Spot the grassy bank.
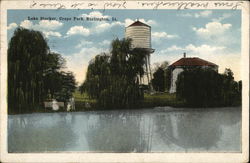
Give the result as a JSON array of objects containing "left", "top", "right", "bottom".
[
  {"left": 8, "top": 91, "right": 239, "bottom": 115},
  {"left": 142, "top": 92, "right": 186, "bottom": 108},
  {"left": 73, "top": 91, "right": 97, "bottom": 111},
  {"left": 73, "top": 91, "right": 185, "bottom": 111}
]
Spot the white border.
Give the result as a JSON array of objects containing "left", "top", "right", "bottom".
[{"left": 0, "top": 1, "right": 249, "bottom": 162}]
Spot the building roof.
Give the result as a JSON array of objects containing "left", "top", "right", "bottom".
[
  {"left": 170, "top": 57, "right": 218, "bottom": 67},
  {"left": 127, "top": 20, "right": 150, "bottom": 27}
]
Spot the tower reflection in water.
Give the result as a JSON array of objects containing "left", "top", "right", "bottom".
[{"left": 8, "top": 108, "right": 241, "bottom": 152}]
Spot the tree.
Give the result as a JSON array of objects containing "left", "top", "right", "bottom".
[
  {"left": 54, "top": 72, "right": 76, "bottom": 102},
  {"left": 8, "top": 28, "right": 49, "bottom": 113},
  {"left": 82, "top": 38, "right": 147, "bottom": 109},
  {"left": 176, "top": 67, "right": 241, "bottom": 107},
  {"left": 8, "top": 28, "right": 76, "bottom": 113},
  {"left": 44, "top": 52, "right": 66, "bottom": 99},
  {"left": 151, "top": 61, "right": 171, "bottom": 92},
  {"left": 82, "top": 53, "right": 111, "bottom": 99},
  {"left": 152, "top": 67, "right": 165, "bottom": 91}
]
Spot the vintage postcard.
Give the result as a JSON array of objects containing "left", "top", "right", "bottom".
[{"left": 0, "top": 0, "right": 249, "bottom": 162}]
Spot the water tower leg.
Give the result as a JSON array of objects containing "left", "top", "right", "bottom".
[
  {"left": 145, "top": 55, "right": 150, "bottom": 89},
  {"left": 148, "top": 54, "right": 153, "bottom": 82},
  {"left": 147, "top": 54, "right": 154, "bottom": 92}
]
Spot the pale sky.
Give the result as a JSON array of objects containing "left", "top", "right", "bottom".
[{"left": 7, "top": 9, "right": 241, "bottom": 84}]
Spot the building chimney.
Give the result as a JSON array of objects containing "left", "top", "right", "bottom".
[{"left": 183, "top": 52, "right": 186, "bottom": 58}]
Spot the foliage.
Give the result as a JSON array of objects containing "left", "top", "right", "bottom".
[
  {"left": 176, "top": 67, "right": 241, "bottom": 107},
  {"left": 44, "top": 52, "right": 66, "bottom": 98},
  {"left": 82, "top": 38, "right": 147, "bottom": 109},
  {"left": 54, "top": 72, "right": 76, "bottom": 102},
  {"left": 151, "top": 61, "right": 171, "bottom": 92},
  {"left": 152, "top": 68, "right": 165, "bottom": 91},
  {"left": 8, "top": 28, "right": 49, "bottom": 113},
  {"left": 8, "top": 28, "right": 76, "bottom": 114}
]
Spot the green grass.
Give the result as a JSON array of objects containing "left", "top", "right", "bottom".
[
  {"left": 73, "top": 91, "right": 185, "bottom": 111},
  {"left": 73, "top": 91, "right": 97, "bottom": 111},
  {"left": 73, "top": 91, "right": 96, "bottom": 103},
  {"left": 142, "top": 92, "right": 185, "bottom": 108},
  {"left": 9, "top": 91, "right": 185, "bottom": 114}
]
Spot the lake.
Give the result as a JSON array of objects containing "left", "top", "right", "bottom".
[{"left": 8, "top": 107, "right": 241, "bottom": 153}]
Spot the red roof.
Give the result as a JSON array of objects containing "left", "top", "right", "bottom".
[
  {"left": 127, "top": 20, "right": 150, "bottom": 27},
  {"left": 170, "top": 57, "right": 218, "bottom": 67}
]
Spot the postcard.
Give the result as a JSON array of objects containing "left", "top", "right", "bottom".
[{"left": 0, "top": 0, "right": 249, "bottom": 162}]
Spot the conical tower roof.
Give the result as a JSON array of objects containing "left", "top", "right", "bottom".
[{"left": 127, "top": 20, "right": 150, "bottom": 27}]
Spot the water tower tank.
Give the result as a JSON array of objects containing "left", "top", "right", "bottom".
[{"left": 125, "top": 20, "right": 151, "bottom": 49}]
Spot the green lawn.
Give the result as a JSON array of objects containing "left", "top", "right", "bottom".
[
  {"left": 73, "top": 91, "right": 185, "bottom": 110},
  {"left": 142, "top": 92, "right": 185, "bottom": 108},
  {"left": 73, "top": 91, "right": 97, "bottom": 111}
]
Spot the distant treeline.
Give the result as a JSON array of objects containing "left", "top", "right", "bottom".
[{"left": 8, "top": 28, "right": 76, "bottom": 114}]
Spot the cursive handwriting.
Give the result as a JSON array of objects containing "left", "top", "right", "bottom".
[
  {"left": 29, "top": 1, "right": 244, "bottom": 10},
  {"left": 70, "top": 2, "right": 85, "bottom": 9},
  {"left": 137, "top": 1, "right": 209, "bottom": 10},
  {"left": 30, "top": 1, "right": 66, "bottom": 9},
  {"left": 103, "top": 1, "right": 126, "bottom": 11},
  {"left": 214, "top": 1, "right": 244, "bottom": 10}
]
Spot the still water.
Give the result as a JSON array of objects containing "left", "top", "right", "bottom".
[{"left": 8, "top": 107, "right": 241, "bottom": 153}]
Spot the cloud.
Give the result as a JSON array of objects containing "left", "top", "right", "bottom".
[
  {"left": 178, "top": 10, "right": 212, "bottom": 18},
  {"left": 74, "top": 11, "right": 123, "bottom": 34},
  {"left": 75, "top": 40, "right": 93, "bottom": 48},
  {"left": 195, "top": 10, "right": 212, "bottom": 18},
  {"left": 7, "top": 23, "right": 18, "bottom": 30},
  {"left": 193, "top": 21, "right": 232, "bottom": 39},
  {"left": 154, "top": 44, "right": 240, "bottom": 81},
  {"left": 99, "top": 40, "right": 110, "bottom": 46},
  {"left": 185, "top": 44, "right": 225, "bottom": 55},
  {"left": 20, "top": 20, "right": 33, "bottom": 29},
  {"left": 20, "top": 20, "right": 63, "bottom": 31},
  {"left": 178, "top": 13, "right": 193, "bottom": 17},
  {"left": 64, "top": 47, "right": 108, "bottom": 83},
  {"left": 38, "top": 20, "right": 63, "bottom": 30},
  {"left": 124, "top": 18, "right": 157, "bottom": 27},
  {"left": 79, "top": 12, "right": 156, "bottom": 34},
  {"left": 90, "top": 18, "right": 154, "bottom": 34},
  {"left": 19, "top": 20, "right": 63, "bottom": 38},
  {"left": 212, "top": 13, "right": 232, "bottom": 22},
  {"left": 94, "top": 21, "right": 123, "bottom": 33},
  {"left": 43, "top": 31, "right": 62, "bottom": 37},
  {"left": 165, "top": 45, "right": 183, "bottom": 52},
  {"left": 139, "top": 18, "right": 157, "bottom": 26},
  {"left": 66, "top": 26, "right": 90, "bottom": 36},
  {"left": 152, "top": 32, "right": 178, "bottom": 44},
  {"left": 152, "top": 32, "right": 178, "bottom": 39},
  {"left": 82, "top": 11, "right": 110, "bottom": 18},
  {"left": 163, "top": 44, "right": 225, "bottom": 56}
]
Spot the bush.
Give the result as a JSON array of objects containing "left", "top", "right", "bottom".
[{"left": 176, "top": 68, "right": 241, "bottom": 107}]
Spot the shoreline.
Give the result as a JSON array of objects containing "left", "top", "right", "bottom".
[{"left": 8, "top": 105, "right": 242, "bottom": 115}]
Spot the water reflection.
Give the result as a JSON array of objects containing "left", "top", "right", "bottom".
[
  {"left": 153, "top": 109, "right": 241, "bottom": 152},
  {"left": 8, "top": 107, "right": 241, "bottom": 153},
  {"left": 8, "top": 114, "right": 76, "bottom": 152},
  {"left": 154, "top": 112, "right": 222, "bottom": 150},
  {"left": 84, "top": 112, "right": 148, "bottom": 152}
]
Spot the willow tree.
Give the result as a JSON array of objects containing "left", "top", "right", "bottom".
[
  {"left": 8, "top": 28, "right": 76, "bottom": 114},
  {"left": 83, "top": 38, "right": 147, "bottom": 109},
  {"left": 8, "top": 28, "right": 49, "bottom": 113}
]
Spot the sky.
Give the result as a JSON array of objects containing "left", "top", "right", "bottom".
[{"left": 7, "top": 9, "right": 241, "bottom": 84}]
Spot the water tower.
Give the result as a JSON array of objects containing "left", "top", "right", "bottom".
[{"left": 125, "top": 20, "right": 155, "bottom": 89}]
